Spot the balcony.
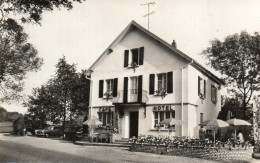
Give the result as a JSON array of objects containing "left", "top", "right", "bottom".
[{"left": 112, "top": 89, "right": 149, "bottom": 104}]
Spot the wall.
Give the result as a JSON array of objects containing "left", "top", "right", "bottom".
[{"left": 89, "top": 26, "right": 222, "bottom": 139}]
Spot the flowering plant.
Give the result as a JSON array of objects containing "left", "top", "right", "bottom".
[
  {"left": 155, "top": 87, "right": 167, "bottom": 99},
  {"left": 103, "top": 91, "right": 113, "bottom": 101}
]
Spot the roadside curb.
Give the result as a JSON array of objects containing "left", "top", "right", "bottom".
[{"left": 74, "top": 141, "right": 131, "bottom": 148}]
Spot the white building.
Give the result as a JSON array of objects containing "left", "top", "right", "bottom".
[{"left": 88, "top": 21, "right": 223, "bottom": 140}]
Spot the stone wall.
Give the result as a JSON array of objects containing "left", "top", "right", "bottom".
[{"left": 130, "top": 144, "right": 253, "bottom": 162}]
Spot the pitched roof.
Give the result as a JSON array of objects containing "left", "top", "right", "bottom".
[{"left": 88, "top": 20, "right": 224, "bottom": 85}]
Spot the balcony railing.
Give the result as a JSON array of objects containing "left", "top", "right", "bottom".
[{"left": 112, "top": 89, "right": 149, "bottom": 104}]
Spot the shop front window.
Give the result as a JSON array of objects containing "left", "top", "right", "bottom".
[
  {"left": 154, "top": 111, "right": 175, "bottom": 129},
  {"left": 98, "top": 112, "right": 114, "bottom": 126}
]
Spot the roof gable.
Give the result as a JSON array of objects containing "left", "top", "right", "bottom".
[{"left": 88, "top": 20, "right": 224, "bottom": 85}]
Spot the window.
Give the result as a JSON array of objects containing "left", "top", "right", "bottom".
[
  {"left": 99, "top": 78, "right": 118, "bottom": 98},
  {"left": 157, "top": 73, "right": 167, "bottom": 90},
  {"left": 130, "top": 76, "right": 138, "bottom": 94},
  {"left": 98, "top": 112, "right": 114, "bottom": 126},
  {"left": 149, "top": 72, "right": 173, "bottom": 95},
  {"left": 154, "top": 111, "right": 175, "bottom": 129},
  {"left": 198, "top": 76, "right": 206, "bottom": 99},
  {"left": 211, "top": 85, "right": 217, "bottom": 104},
  {"left": 200, "top": 113, "right": 203, "bottom": 124},
  {"left": 106, "top": 79, "right": 114, "bottom": 93},
  {"left": 124, "top": 47, "right": 144, "bottom": 67}
]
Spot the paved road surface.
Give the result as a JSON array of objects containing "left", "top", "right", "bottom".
[{"left": 0, "top": 133, "right": 220, "bottom": 163}]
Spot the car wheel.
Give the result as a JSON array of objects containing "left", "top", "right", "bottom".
[{"left": 45, "top": 133, "right": 49, "bottom": 138}]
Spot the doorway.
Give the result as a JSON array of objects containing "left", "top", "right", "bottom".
[{"left": 129, "top": 112, "right": 138, "bottom": 138}]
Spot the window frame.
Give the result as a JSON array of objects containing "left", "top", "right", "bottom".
[
  {"left": 200, "top": 113, "right": 203, "bottom": 124},
  {"left": 130, "top": 76, "right": 138, "bottom": 95},
  {"left": 154, "top": 111, "right": 176, "bottom": 130},
  {"left": 211, "top": 84, "right": 217, "bottom": 104},
  {"left": 157, "top": 73, "right": 167, "bottom": 91},
  {"left": 103, "top": 79, "right": 114, "bottom": 98},
  {"left": 198, "top": 76, "right": 206, "bottom": 99},
  {"left": 98, "top": 112, "right": 114, "bottom": 126}
]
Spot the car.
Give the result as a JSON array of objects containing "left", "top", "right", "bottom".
[
  {"left": 35, "top": 126, "right": 63, "bottom": 138},
  {"left": 62, "top": 126, "right": 83, "bottom": 141}
]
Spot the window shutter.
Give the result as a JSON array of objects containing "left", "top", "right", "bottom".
[
  {"left": 113, "top": 78, "right": 118, "bottom": 97},
  {"left": 204, "top": 80, "right": 206, "bottom": 98},
  {"left": 123, "top": 77, "right": 128, "bottom": 103},
  {"left": 167, "top": 72, "right": 173, "bottom": 93},
  {"left": 138, "top": 75, "right": 143, "bottom": 102},
  {"left": 139, "top": 47, "right": 144, "bottom": 65},
  {"left": 124, "top": 50, "right": 129, "bottom": 67},
  {"left": 99, "top": 80, "right": 104, "bottom": 98},
  {"left": 149, "top": 74, "right": 155, "bottom": 95},
  {"left": 198, "top": 77, "right": 200, "bottom": 96}
]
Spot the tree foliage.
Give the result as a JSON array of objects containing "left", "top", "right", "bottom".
[
  {"left": 25, "top": 57, "right": 89, "bottom": 128},
  {"left": 0, "top": 0, "right": 84, "bottom": 24},
  {"left": 202, "top": 31, "right": 260, "bottom": 118},
  {"left": 0, "top": 19, "right": 43, "bottom": 102},
  {"left": 0, "top": 0, "right": 84, "bottom": 102}
]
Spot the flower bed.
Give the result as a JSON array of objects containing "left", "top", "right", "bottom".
[
  {"left": 129, "top": 136, "right": 253, "bottom": 162},
  {"left": 130, "top": 143, "right": 253, "bottom": 162}
]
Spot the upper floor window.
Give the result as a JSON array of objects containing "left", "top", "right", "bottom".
[
  {"left": 211, "top": 85, "right": 217, "bottom": 104},
  {"left": 106, "top": 79, "right": 114, "bottom": 93},
  {"left": 124, "top": 47, "right": 144, "bottom": 68},
  {"left": 157, "top": 73, "right": 167, "bottom": 90},
  {"left": 130, "top": 76, "right": 138, "bottom": 95},
  {"left": 149, "top": 72, "right": 173, "bottom": 95},
  {"left": 198, "top": 76, "right": 206, "bottom": 99},
  {"left": 99, "top": 78, "right": 118, "bottom": 98}
]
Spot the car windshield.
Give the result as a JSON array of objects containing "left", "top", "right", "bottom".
[{"left": 44, "top": 126, "right": 53, "bottom": 130}]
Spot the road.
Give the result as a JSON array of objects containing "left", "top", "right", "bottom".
[{"left": 0, "top": 133, "right": 218, "bottom": 163}]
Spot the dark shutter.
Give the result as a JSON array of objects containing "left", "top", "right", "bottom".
[
  {"left": 139, "top": 47, "right": 144, "bottom": 65},
  {"left": 204, "top": 80, "right": 206, "bottom": 98},
  {"left": 113, "top": 78, "right": 118, "bottom": 97},
  {"left": 124, "top": 50, "right": 129, "bottom": 67},
  {"left": 138, "top": 75, "right": 143, "bottom": 103},
  {"left": 198, "top": 76, "right": 200, "bottom": 96},
  {"left": 167, "top": 72, "right": 173, "bottom": 93},
  {"left": 149, "top": 74, "right": 155, "bottom": 95},
  {"left": 123, "top": 77, "right": 128, "bottom": 103},
  {"left": 99, "top": 80, "right": 104, "bottom": 98}
]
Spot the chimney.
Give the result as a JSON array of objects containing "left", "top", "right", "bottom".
[{"left": 171, "top": 40, "right": 177, "bottom": 48}]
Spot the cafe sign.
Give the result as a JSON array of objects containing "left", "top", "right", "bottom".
[
  {"left": 153, "top": 105, "right": 174, "bottom": 111},
  {"left": 99, "top": 107, "right": 113, "bottom": 112}
]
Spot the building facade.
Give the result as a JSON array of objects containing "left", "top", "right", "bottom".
[{"left": 88, "top": 21, "right": 223, "bottom": 139}]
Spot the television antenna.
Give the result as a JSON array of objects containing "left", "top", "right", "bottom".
[{"left": 141, "top": 2, "right": 156, "bottom": 31}]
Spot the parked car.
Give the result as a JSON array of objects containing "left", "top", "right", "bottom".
[
  {"left": 35, "top": 126, "right": 63, "bottom": 138},
  {"left": 62, "top": 125, "right": 83, "bottom": 141}
]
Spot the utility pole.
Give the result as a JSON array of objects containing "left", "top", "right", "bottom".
[{"left": 141, "top": 2, "right": 156, "bottom": 31}]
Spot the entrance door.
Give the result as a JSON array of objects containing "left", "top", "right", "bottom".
[{"left": 129, "top": 112, "right": 138, "bottom": 138}]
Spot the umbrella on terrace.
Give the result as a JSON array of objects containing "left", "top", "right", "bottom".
[
  {"left": 160, "top": 118, "right": 184, "bottom": 126},
  {"left": 83, "top": 119, "right": 102, "bottom": 126},
  {"left": 202, "top": 118, "right": 229, "bottom": 143},
  {"left": 83, "top": 118, "right": 103, "bottom": 142},
  {"left": 226, "top": 118, "right": 251, "bottom": 141},
  {"left": 159, "top": 118, "right": 184, "bottom": 136}
]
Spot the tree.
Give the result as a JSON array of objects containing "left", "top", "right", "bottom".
[
  {"left": 0, "top": 19, "right": 43, "bottom": 102},
  {"left": 202, "top": 31, "right": 260, "bottom": 119},
  {"left": 0, "top": 0, "right": 84, "bottom": 102},
  {"left": 54, "top": 57, "right": 89, "bottom": 127},
  {"left": 0, "top": 0, "right": 84, "bottom": 25}
]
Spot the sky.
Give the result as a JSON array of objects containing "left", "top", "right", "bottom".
[{"left": 1, "top": 0, "right": 260, "bottom": 114}]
